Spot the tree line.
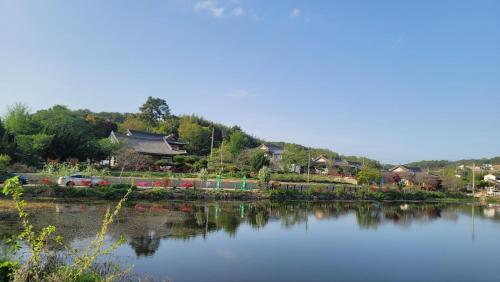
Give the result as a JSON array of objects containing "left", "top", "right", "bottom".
[{"left": 0, "top": 96, "right": 380, "bottom": 175}]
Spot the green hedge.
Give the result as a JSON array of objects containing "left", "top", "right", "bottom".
[
  {"left": 269, "top": 187, "right": 471, "bottom": 202},
  {"left": 270, "top": 173, "right": 349, "bottom": 184}
]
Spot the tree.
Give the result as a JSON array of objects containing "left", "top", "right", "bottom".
[
  {"left": 207, "top": 141, "right": 232, "bottom": 173},
  {"left": 32, "top": 105, "right": 94, "bottom": 160},
  {"left": 113, "top": 149, "right": 148, "bottom": 179},
  {"left": 155, "top": 116, "right": 180, "bottom": 135},
  {"left": 15, "top": 134, "right": 54, "bottom": 165},
  {"left": 441, "top": 176, "right": 463, "bottom": 192},
  {"left": 258, "top": 166, "right": 271, "bottom": 189},
  {"left": 139, "top": 97, "right": 170, "bottom": 127},
  {"left": 178, "top": 117, "right": 211, "bottom": 155},
  {"left": 198, "top": 168, "right": 209, "bottom": 187},
  {"left": 357, "top": 166, "right": 381, "bottom": 185},
  {"left": 0, "top": 154, "right": 11, "bottom": 173},
  {"left": 85, "top": 113, "right": 117, "bottom": 138},
  {"left": 0, "top": 118, "right": 15, "bottom": 158},
  {"left": 4, "top": 103, "right": 38, "bottom": 135},
  {"left": 251, "top": 151, "right": 270, "bottom": 173},
  {"left": 120, "top": 115, "right": 149, "bottom": 132},
  {"left": 282, "top": 144, "right": 309, "bottom": 172},
  {"left": 229, "top": 130, "right": 247, "bottom": 157},
  {"left": 97, "top": 138, "right": 121, "bottom": 163},
  {"left": 0, "top": 118, "right": 4, "bottom": 139}
]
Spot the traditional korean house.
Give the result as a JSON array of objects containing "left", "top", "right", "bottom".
[{"left": 109, "top": 129, "right": 188, "bottom": 162}]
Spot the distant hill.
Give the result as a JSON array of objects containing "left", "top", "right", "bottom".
[{"left": 406, "top": 157, "right": 500, "bottom": 170}]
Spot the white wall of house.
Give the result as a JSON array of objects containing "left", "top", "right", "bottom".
[
  {"left": 392, "top": 167, "right": 408, "bottom": 173},
  {"left": 485, "top": 174, "right": 499, "bottom": 181}
]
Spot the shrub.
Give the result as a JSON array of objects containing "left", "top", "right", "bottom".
[
  {"left": 258, "top": 166, "right": 271, "bottom": 189},
  {"left": 1, "top": 177, "right": 133, "bottom": 281},
  {"left": 0, "top": 259, "right": 17, "bottom": 282},
  {"left": 8, "top": 163, "right": 36, "bottom": 173},
  {"left": 0, "top": 154, "right": 11, "bottom": 173},
  {"left": 154, "top": 160, "right": 169, "bottom": 167}
]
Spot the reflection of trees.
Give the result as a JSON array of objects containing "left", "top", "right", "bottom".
[
  {"left": 356, "top": 203, "right": 381, "bottom": 229},
  {"left": 129, "top": 232, "right": 161, "bottom": 257},
  {"left": 1, "top": 200, "right": 499, "bottom": 258}
]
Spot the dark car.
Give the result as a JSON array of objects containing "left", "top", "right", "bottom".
[{"left": 0, "top": 173, "right": 28, "bottom": 184}]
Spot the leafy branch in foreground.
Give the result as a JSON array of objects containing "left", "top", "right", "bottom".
[{"left": 1, "top": 176, "right": 132, "bottom": 282}]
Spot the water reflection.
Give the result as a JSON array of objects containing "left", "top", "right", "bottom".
[{"left": 0, "top": 200, "right": 498, "bottom": 258}]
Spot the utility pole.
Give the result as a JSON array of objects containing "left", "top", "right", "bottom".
[
  {"left": 220, "top": 140, "right": 224, "bottom": 169},
  {"left": 210, "top": 127, "right": 215, "bottom": 158},
  {"left": 307, "top": 151, "right": 311, "bottom": 183},
  {"left": 472, "top": 162, "right": 475, "bottom": 195}
]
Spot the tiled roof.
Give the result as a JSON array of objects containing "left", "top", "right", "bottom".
[
  {"left": 111, "top": 130, "right": 187, "bottom": 156},
  {"left": 261, "top": 143, "right": 284, "bottom": 154},
  {"left": 389, "top": 165, "right": 423, "bottom": 173}
]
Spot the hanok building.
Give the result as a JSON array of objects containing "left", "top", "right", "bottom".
[
  {"left": 109, "top": 129, "right": 188, "bottom": 162},
  {"left": 389, "top": 165, "right": 423, "bottom": 174},
  {"left": 258, "top": 143, "right": 284, "bottom": 162},
  {"left": 386, "top": 165, "right": 440, "bottom": 189},
  {"left": 332, "top": 157, "right": 361, "bottom": 176},
  {"left": 258, "top": 143, "right": 284, "bottom": 171},
  {"left": 311, "top": 155, "right": 330, "bottom": 174}
]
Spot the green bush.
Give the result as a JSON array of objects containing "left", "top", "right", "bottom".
[
  {"left": 0, "top": 154, "right": 11, "bottom": 174},
  {"left": 0, "top": 259, "right": 17, "bottom": 282},
  {"left": 270, "top": 173, "right": 350, "bottom": 184},
  {"left": 269, "top": 189, "right": 303, "bottom": 200}
]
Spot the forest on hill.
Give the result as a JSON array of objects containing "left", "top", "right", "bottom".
[
  {"left": 407, "top": 158, "right": 500, "bottom": 170},
  {"left": 0, "top": 97, "right": 379, "bottom": 171}
]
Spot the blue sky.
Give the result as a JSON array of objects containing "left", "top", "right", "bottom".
[{"left": 1, "top": 0, "right": 499, "bottom": 164}]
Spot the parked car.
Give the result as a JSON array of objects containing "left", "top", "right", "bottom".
[
  {"left": 57, "top": 174, "right": 103, "bottom": 187},
  {"left": 0, "top": 173, "right": 28, "bottom": 184}
]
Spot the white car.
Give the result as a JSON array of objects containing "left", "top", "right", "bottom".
[{"left": 57, "top": 174, "right": 103, "bottom": 187}]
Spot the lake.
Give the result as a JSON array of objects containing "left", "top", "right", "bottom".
[{"left": 0, "top": 200, "right": 499, "bottom": 282}]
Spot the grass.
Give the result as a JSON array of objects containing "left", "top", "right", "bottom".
[
  {"left": 268, "top": 187, "right": 472, "bottom": 202},
  {"left": 11, "top": 184, "right": 261, "bottom": 201},
  {"left": 270, "top": 173, "right": 355, "bottom": 184},
  {"left": 5, "top": 183, "right": 475, "bottom": 203}
]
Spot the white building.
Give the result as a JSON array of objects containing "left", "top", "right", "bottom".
[{"left": 484, "top": 174, "right": 499, "bottom": 181}]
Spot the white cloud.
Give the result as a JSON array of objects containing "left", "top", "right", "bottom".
[
  {"left": 193, "top": 0, "right": 212, "bottom": 10},
  {"left": 193, "top": 0, "right": 225, "bottom": 18},
  {"left": 192, "top": 1, "right": 255, "bottom": 19},
  {"left": 232, "top": 7, "right": 244, "bottom": 16},
  {"left": 211, "top": 7, "right": 225, "bottom": 17},
  {"left": 226, "top": 89, "right": 250, "bottom": 98},
  {"left": 290, "top": 8, "right": 301, "bottom": 17}
]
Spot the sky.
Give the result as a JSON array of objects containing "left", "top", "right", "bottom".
[{"left": 1, "top": 0, "right": 499, "bottom": 164}]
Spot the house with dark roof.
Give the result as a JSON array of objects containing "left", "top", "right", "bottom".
[
  {"left": 389, "top": 165, "right": 423, "bottom": 174},
  {"left": 258, "top": 143, "right": 284, "bottom": 162},
  {"left": 311, "top": 155, "right": 330, "bottom": 174},
  {"left": 109, "top": 129, "right": 188, "bottom": 161},
  {"left": 258, "top": 143, "right": 284, "bottom": 171},
  {"left": 385, "top": 165, "right": 440, "bottom": 189}
]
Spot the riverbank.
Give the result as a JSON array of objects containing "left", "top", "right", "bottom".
[{"left": 0, "top": 184, "right": 477, "bottom": 203}]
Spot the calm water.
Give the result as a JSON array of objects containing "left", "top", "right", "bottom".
[{"left": 1, "top": 200, "right": 500, "bottom": 282}]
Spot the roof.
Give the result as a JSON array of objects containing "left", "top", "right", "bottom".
[
  {"left": 389, "top": 165, "right": 423, "bottom": 173},
  {"left": 259, "top": 143, "right": 284, "bottom": 154},
  {"left": 334, "top": 159, "right": 350, "bottom": 167},
  {"left": 313, "top": 155, "right": 329, "bottom": 163},
  {"left": 110, "top": 130, "right": 187, "bottom": 156}
]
